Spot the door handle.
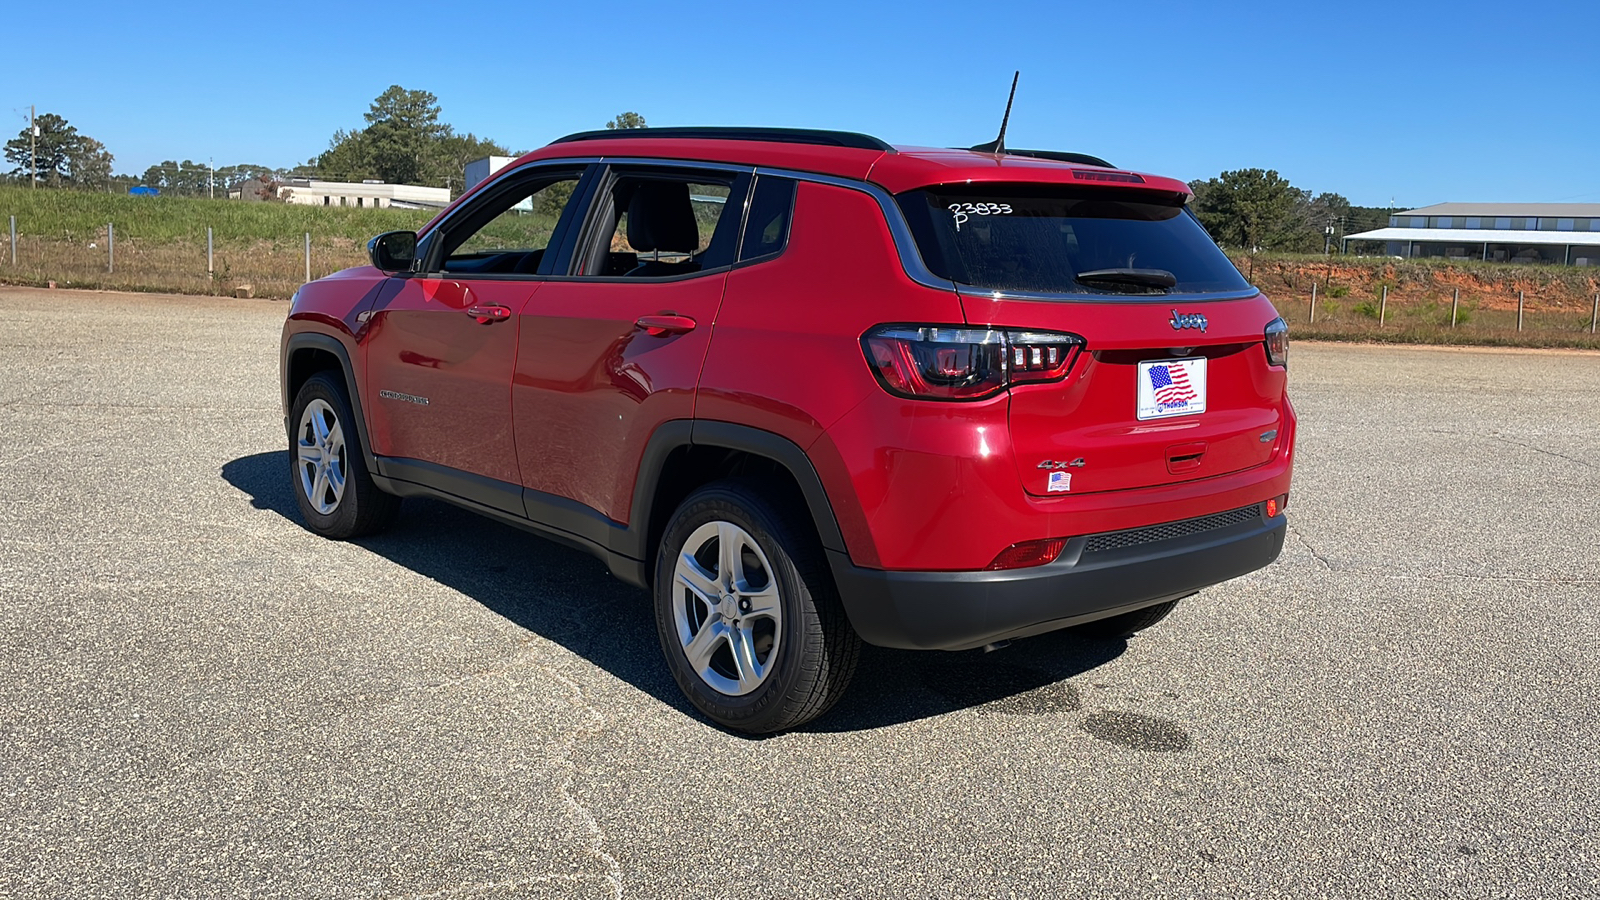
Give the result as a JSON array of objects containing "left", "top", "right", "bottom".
[
  {"left": 467, "top": 304, "right": 512, "bottom": 324},
  {"left": 635, "top": 314, "right": 697, "bottom": 337},
  {"left": 1166, "top": 441, "right": 1207, "bottom": 474}
]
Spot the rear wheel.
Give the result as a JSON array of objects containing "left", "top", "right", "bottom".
[
  {"left": 289, "top": 372, "right": 400, "bottom": 539},
  {"left": 653, "top": 479, "right": 860, "bottom": 734},
  {"left": 1074, "top": 599, "right": 1182, "bottom": 639}
]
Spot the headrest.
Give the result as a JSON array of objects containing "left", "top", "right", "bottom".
[{"left": 626, "top": 181, "right": 699, "bottom": 254}]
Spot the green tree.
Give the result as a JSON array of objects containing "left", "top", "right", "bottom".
[
  {"left": 314, "top": 86, "right": 508, "bottom": 190},
  {"left": 605, "top": 111, "right": 647, "bottom": 130},
  {"left": 141, "top": 159, "right": 214, "bottom": 195},
  {"left": 362, "top": 85, "right": 449, "bottom": 185},
  {"left": 66, "top": 137, "right": 114, "bottom": 190},
  {"left": 431, "top": 131, "right": 510, "bottom": 192},
  {"left": 4, "top": 112, "right": 114, "bottom": 188},
  {"left": 1190, "top": 169, "right": 1307, "bottom": 252},
  {"left": 316, "top": 129, "right": 374, "bottom": 182}
]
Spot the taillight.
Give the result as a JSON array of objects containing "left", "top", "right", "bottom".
[
  {"left": 1264, "top": 317, "right": 1288, "bottom": 368},
  {"left": 861, "top": 325, "right": 1084, "bottom": 401}
]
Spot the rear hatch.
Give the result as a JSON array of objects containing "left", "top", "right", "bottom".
[{"left": 896, "top": 181, "right": 1286, "bottom": 496}]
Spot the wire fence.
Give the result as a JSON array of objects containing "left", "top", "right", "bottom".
[
  {"left": 1247, "top": 259, "right": 1600, "bottom": 347},
  {"left": 1, "top": 213, "right": 370, "bottom": 299},
  {"left": 4, "top": 214, "right": 1600, "bottom": 347}
]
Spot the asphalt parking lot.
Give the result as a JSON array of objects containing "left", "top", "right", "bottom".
[{"left": 1, "top": 286, "right": 1595, "bottom": 899}]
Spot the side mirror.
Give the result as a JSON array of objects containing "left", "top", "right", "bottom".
[{"left": 368, "top": 231, "right": 417, "bottom": 271}]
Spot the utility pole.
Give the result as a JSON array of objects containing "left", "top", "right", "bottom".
[
  {"left": 209, "top": 157, "right": 214, "bottom": 199},
  {"left": 30, "top": 105, "right": 37, "bottom": 189}
]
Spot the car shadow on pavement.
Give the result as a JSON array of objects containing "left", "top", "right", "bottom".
[{"left": 223, "top": 451, "right": 1128, "bottom": 735}]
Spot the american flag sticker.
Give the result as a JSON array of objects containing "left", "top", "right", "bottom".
[
  {"left": 1048, "top": 471, "right": 1072, "bottom": 493},
  {"left": 1136, "top": 357, "right": 1208, "bottom": 420}
]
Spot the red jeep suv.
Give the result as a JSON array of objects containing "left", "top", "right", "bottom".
[{"left": 280, "top": 127, "right": 1295, "bottom": 733}]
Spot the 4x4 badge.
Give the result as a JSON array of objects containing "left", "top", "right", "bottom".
[
  {"left": 1037, "top": 458, "right": 1086, "bottom": 469},
  {"left": 1170, "top": 309, "right": 1207, "bottom": 333}
]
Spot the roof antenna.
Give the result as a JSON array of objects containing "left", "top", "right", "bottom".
[{"left": 970, "top": 71, "right": 1020, "bottom": 155}]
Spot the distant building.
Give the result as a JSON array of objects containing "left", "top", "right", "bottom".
[
  {"left": 228, "top": 178, "right": 450, "bottom": 210},
  {"left": 465, "top": 156, "right": 516, "bottom": 192},
  {"left": 1344, "top": 203, "right": 1600, "bottom": 266}
]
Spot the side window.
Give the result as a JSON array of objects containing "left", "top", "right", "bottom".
[
  {"left": 739, "top": 176, "right": 796, "bottom": 263},
  {"left": 580, "top": 171, "right": 740, "bottom": 278},
  {"left": 438, "top": 173, "right": 583, "bottom": 276}
]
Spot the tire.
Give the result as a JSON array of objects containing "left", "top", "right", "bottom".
[
  {"left": 288, "top": 372, "right": 400, "bottom": 539},
  {"left": 1074, "top": 599, "right": 1182, "bottom": 639},
  {"left": 653, "top": 478, "right": 861, "bottom": 734}
]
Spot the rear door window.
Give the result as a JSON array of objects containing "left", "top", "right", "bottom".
[
  {"left": 897, "top": 185, "right": 1251, "bottom": 296},
  {"left": 575, "top": 170, "right": 742, "bottom": 278}
]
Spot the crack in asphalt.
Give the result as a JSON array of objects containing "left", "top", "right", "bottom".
[
  {"left": 391, "top": 873, "right": 619, "bottom": 899},
  {"left": 356, "top": 632, "right": 622, "bottom": 899},
  {"left": 1288, "top": 527, "right": 1334, "bottom": 571},
  {"left": 1488, "top": 435, "right": 1593, "bottom": 470},
  {"left": 544, "top": 657, "right": 623, "bottom": 900},
  {"left": 1379, "top": 572, "right": 1600, "bottom": 586},
  {"left": 1416, "top": 428, "right": 1592, "bottom": 470}
]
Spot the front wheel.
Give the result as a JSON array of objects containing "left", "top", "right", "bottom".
[
  {"left": 653, "top": 479, "right": 860, "bottom": 734},
  {"left": 289, "top": 372, "right": 400, "bottom": 539}
]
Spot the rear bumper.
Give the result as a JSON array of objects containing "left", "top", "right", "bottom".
[{"left": 828, "top": 507, "right": 1286, "bottom": 650}]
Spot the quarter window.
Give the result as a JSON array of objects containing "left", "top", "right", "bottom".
[{"left": 739, "top": 176, "right": 796, "bottom": 262}]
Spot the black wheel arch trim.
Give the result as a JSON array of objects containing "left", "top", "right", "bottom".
[
  {"left": 682, "top": 421, "right": 847, "bottom": 554},
  {"left": 282, "top": 332, "right": 378, "bottom": 475}
]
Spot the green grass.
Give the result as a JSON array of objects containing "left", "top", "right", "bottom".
[{"left": 0, "top": 184, "right": 434, "bottom": 243}]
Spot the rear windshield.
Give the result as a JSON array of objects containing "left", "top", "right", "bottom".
[{"left": 897, "top": 185, "right": 1251, "bottom": 296}]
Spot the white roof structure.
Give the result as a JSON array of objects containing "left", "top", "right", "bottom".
[
  {"left": 1344, "top": 227, "right": 1600, "bottom": 246},
  {"left": 1396, "top": 202, "right": 1600, "bottom": 217}
]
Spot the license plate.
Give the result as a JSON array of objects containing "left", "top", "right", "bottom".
[{"left": 1136, "top": 357, "right": 1207, "bottom": 420}]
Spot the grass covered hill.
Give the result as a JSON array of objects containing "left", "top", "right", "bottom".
[{"left": 0, "top": 184, "right": 436, "bottom": 243}]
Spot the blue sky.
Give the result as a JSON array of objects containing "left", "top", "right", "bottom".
[{"left": 8, "top": 0, "right": 1597, "bottom": 207}]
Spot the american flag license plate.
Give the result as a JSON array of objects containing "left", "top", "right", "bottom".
[{"left": 1136, "top": 357, "right": 1207, "bottom": 421}]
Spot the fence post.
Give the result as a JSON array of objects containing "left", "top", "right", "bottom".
[
  {"left": 1591, "top": 293, "right": 1598, "bottom": 335},
  {"left": 1451, "top": 288, "right": 1459, "bottom": 328},
  {"left": 207, "top": 226, "right": 213, "bottom": 278},
  {"left": 1309, "top": 282, "right": 1317, "bottom": 324},
  {"left": 8, "top": 215, "right": 14, "bottom": 266},
  {"left": 304, "top": 232, "right": 311, "bottom": 283},
  {"left": 1517, "top": 291, "right": 1524, "bottom": 332},
  {"left": 1380, "top": 285, "right": 1388, "bottom": 326},
  {"left": 108, "top": 222, "right": 114, "bottom": 274}
]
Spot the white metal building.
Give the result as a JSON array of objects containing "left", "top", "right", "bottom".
[
  {"left": 230, "top": 179, "right": 451, "bottom": 210},
  {"left": 1344, "top": 203, "right": 1600, "bottom": 266},
  {"left": 465, "top": 156, "right": 517, "bottom": 192}
]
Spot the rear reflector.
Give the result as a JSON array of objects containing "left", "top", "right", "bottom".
[
  {"left": 1265, "top": 494, "right": 1288, "bottom": 518},
  {"left": 1072, "top": 170, "right": 1146, "bottom": 184},
  {"left": 986, "top": 538, "right": 1067, "bottom": 571}
]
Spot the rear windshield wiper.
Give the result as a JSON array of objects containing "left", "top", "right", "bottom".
[{"left": 1073, "top": 268, "right": 1177, "bottom": 292}]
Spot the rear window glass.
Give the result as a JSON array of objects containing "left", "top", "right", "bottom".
[{"left": 897, "top": 185, "right": 1251, "bottom": 296}]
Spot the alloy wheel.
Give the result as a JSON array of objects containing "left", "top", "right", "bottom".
[
  {"left": 295, "top": 399, "right": 347, "bottom": 515},
  {"left": 671, "top": 520, "right": 783, "bottom": 696}
]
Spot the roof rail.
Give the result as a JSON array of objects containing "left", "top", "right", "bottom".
[
  {"left": 551, "top": 127, "right": 895, "bottom": 153},
  {"left": 980, "top": 148, "right": 1116, "bottom": 168}
]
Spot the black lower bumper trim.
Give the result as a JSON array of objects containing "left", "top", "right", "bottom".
[{"left": 829, "top": 513, "right": 1287, "bottom": 651}]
